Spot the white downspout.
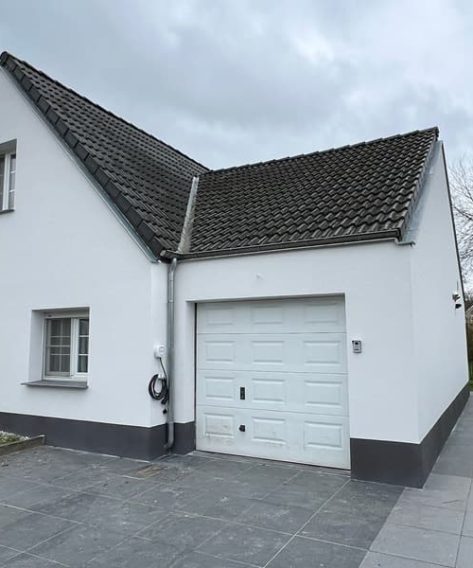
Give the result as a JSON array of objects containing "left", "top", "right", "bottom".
[
  {"left": 164, "top": 256, "right": 177, "bottom": 450},
  {"left": 164, "top": 175, "right": 199, "bottom": 451}
]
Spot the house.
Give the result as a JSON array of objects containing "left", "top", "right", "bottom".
[{"left": 0, "top": 51, "right": 469, "bottom": 487}]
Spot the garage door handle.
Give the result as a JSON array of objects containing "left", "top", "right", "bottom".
[
  {"left": 240, "top": 387, "right": 245, "bottom": 400},
  {"left": 239, "top": 424, "right": 246, "bottom": 432}
]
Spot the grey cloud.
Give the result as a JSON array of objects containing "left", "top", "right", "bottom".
[{"left": 0, "top": 0, "right": 472, "bottom": 169}]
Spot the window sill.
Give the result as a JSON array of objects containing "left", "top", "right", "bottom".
[
  {"left": 0, "top": 208, "right": 14, "bottom": 215},
  {"left": 22, "top": 380, "right": 88, "bottom": 390}
]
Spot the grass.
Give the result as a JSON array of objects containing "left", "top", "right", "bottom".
[{"left": 0, "top": 431, "right": 26, "bottom": 445}]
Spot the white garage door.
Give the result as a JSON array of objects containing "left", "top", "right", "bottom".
[{"left": 196, "top": 297, "right": 350, "bottom": 469}]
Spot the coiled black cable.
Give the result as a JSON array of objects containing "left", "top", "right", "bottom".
[{"left": 148, "top": 358, "right": 169, "bottom": 410}]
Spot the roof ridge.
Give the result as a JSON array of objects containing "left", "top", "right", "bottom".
[
  {"left": 203, "top": 127, "right": 439, "bottom": 177},
  {"left": 0, "top": 51, "right": 208, "bottom": 172}
]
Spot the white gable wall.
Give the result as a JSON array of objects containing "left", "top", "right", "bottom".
[
  {"left": 174, "top": 241, "right": 420, "bottom": 443},
  {"left": 0, "top": 69, "right": 168, "bottom": 428},
  {"left": 409, "top": 143, "right": 469, "bottom": 439}
]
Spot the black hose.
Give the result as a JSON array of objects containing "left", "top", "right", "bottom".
[{"left": 148, "top": 374, "right": 169, "bottom": 406}]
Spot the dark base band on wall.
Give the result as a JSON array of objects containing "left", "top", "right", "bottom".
[
  {"left": 351, "top": 384, "right": 470, "bottom": 487},
  {"left": 0, "top": 412, "right": 195, "bottom": 461}
]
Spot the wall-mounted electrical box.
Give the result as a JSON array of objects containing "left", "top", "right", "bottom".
[
  {"left": 352, "top": 339, "right": 362, "bottom": 354},
  {"left": 153, "top": 344, "right": 166, "bottom": 358}
]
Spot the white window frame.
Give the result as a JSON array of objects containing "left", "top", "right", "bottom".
[
  {"left": 43, "top": 311, "right": 89, "bottom": 381},
  {"left": 0, "top": 151, "right": 16, "bottom": 211}
]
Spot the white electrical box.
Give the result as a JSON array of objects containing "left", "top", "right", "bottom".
[{"left": 153, "top": 344, "right": 166, "bottom": 358}]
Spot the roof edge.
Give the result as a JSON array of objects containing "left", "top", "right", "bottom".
[
  {"left": 177, "top": 229, "right": 401, "bottom": 260},
  {"left": 0, "top": 51, "right": 208, "bottom": 172},
  {"left": 0, "top": 52, "right": 165, "bottom": 259},
  {"left": 397, "top": 133, "right": 439, "bottom": 242},
  {"left": 202, "top": 127, "right": 440, "bottom": 178}
]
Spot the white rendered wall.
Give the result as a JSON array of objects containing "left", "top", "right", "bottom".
[
  {"left": 0, "top": 69, "right": 168, "bottom": 428},
  {"left": 409, "top": 144, "right": 469, "bottom": 440},
  {"left": 174, "top": 242, "right": 420, "bottom": 443}
]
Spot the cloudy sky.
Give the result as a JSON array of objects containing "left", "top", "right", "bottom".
[{"left": 1, "top": 0, "right": 472, "bottom": 169}]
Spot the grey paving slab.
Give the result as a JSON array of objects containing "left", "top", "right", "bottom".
[
  {"left": 0, "top": 505, "right": 31, "bottom": 530},
  {"left": 131, "top": 482, "right": 206, "bottom": 510},
  {"left": 199, "top": 523, "right": 290, "bottom": 566},
  {"left": 2, "top": 484, "right": 75, "bottom": 511},
  {"left": 432, "top": 457, "right": 473, "bottom": 479},
  {"left": 138, "top": 512, "right": 224, "bottom": 552},
  {"left": 86, "top": 535, "right": 181, "bottom": 567},
  {"left": 262, "top": 473, "right": 348, "bottom": 511},
  {"left": 399, "top": 473, "right": 471, "bottom": 512},
  {"left": 360, "top": 551, "right": 443, "bottom": 567},
  {"left": 456, "top": 535, "right": 473, "bottom": 568},
  {"left": 170, "top": 551, "right": 250, "bottom": 568},
  {"left": 370, "top": 523, "right": 460, "bottom": 567},
  {"left": 181, "top": 491, "right": 257, "bottom": 521},
  {"left": 237, "top": 499, "right": 314, "bottom": 534},
  {"left": 34, "top": 491, "right": 167, "bottom": 534},
  {"left": 190, "top": 457, "right": 255, "bottom": 478},
  {"left": 28, "top": 523, "right": 127, "bottom": 567},
  {"left": 222, "top": 464, "right": 298, "bottom": 499},
  {"left": 84, "top": 473, "right": 153, "bottom": 500},
  {"left": 387, "top": 501, "right": 465, "bottom": 534},
  {"left": 0, "top": 511, "right": 74, "bottom": 551},
  {"left": 0, "top": 545, "right": 22, "bottom": 564},
  {"left": 0, "top": 477, "right": 41, "bottom": 501},
  {"left": 45, "top": 466, "right": 119, "bottom": 492},
  {"left": 2, "top": 553, "right": 68, "bottom": 567},
  {"left": 266, "top": 535, "right": 366, "bottom": 568},
  {"left": 462, "top": 510, "right": 473, "bottom": 536},
  {"left": 299, "top": 481, "right": 402, "bottom": 549}
]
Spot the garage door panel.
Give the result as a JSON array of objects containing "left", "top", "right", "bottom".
[
  {"left": 197, "top": 298, "right": 346, "bottom": 334},
  {"left": 198, "top": 333, "right": 347, "bottom": 374},
  {"left": 199, "top": 370, "right": 347, "bottom": 416},
  {"left": 197, "top": 406, "right": 350, "bottom": 469}
]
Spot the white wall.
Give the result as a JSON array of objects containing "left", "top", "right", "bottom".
[
  {"left": 409, "top": 143, "right": 469, "bottom": 439},
  {"left": 174, "top": 241, "right": 420, "bottom": 443},
  {"left": 0, "top": 70, "right": 168, "bottom": 428}
]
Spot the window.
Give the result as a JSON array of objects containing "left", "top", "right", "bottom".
[
  {"left": 44, "top": 314, "right": 89, "bottom": 379},
  {"left": 0, "top": 151, "right": 16, "bottom": 211}
]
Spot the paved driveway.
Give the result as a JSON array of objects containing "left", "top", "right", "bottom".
[{"left": 0, "top": 397, "right": 471, "bottom": 567}]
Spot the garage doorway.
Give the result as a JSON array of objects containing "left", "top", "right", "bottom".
[{"left": 196, "top": 297, "right": 350, "bottom": 469}]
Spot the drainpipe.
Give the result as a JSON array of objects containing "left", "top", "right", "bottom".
[{"left": 164, "top": 256, "right": 177, "bottom": 450}]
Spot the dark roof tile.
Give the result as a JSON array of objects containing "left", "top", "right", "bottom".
[
  {"left": 187, "top": 127, "right": 437, "bottom": 256},
  {"left": 0, "top": 51, "right": 207, "bottom": 256}
]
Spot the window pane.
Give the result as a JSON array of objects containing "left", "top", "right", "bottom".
[
  {"left": 77, "top": 318, "right": 89, "bottom": 374},
  {"left": 78, "top": 355, "right": 88, "bottom": 373},
  {"left": 8, "top": 154, "right": 15, "bottom": 209},
  {"left": 78, "top": 336, "right": 88, "bottom": 355},
  {"left": 79, "top": 318, "right": 89, "bottom": 336},
  {"left": 46, "top": 318, "right": 71, "bottom": 375},
  {"left": 9, "top": 154, "right": 16, "bottom": 191},
  {"left": 0, "top": 156, "right": 4, "bottom": 210}
]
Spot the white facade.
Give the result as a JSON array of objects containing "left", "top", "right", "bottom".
[
  {"left": 174, "top": 144, "right": 468, "bottom": 447},
  {"left": 0, "top": 69, "right": 168, "bottom": 431},
  {"left": 0, "top": 66, "right": 468, "bottom": 470}
]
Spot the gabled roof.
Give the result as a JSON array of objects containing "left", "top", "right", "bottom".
[
  {"left": 0, "top": 51, "right": 208, "bottom": 257},
  {"left": 1, "top": 51, "right": 438, "bottom": 260},
  {"left": 186, "top": 127, "right": 438, "bottom": 257}
]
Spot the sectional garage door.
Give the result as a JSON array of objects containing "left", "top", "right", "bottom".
[{"left": 196, "top": 297, "right": 350, "bottom": 469}]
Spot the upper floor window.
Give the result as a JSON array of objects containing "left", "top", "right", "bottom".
[{"left": 0, "top": 141, "right": 16, "bottom": 212}]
